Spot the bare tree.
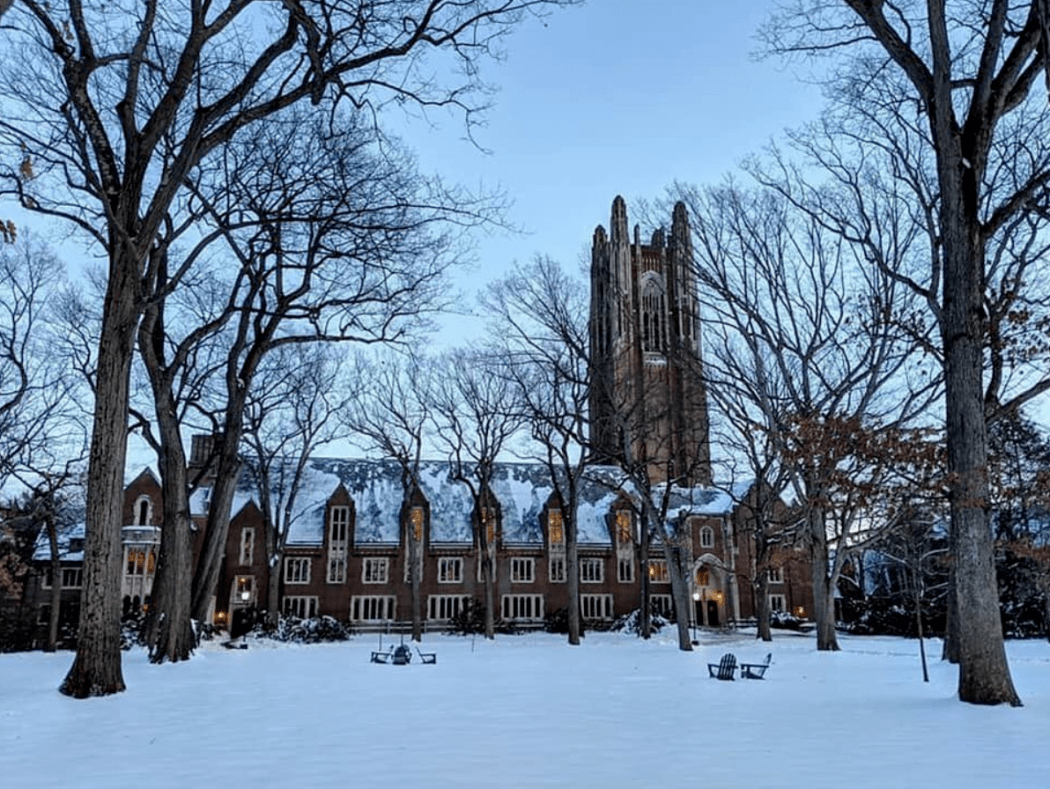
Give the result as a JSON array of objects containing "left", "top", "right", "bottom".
[
  {"left": 241, "top": 344, "right": 349, "bottom": 629},
  {"left": 760, "top": 0, "right": 1050, "bottom": 705},
  {"left": 675, "top": 181, "right": 934, "bottom": 651},
  {"left": 429, "top": 349, "right": 523, "bottom": 640},
  {"left": 483, "top": 256, "right": 595, "bottom": 645},
  {"left": 341, "top": 352, "right": 432, "bottom": 642},
  {"left": 0, "top": 0, "right": 576, "bottom": 698}
]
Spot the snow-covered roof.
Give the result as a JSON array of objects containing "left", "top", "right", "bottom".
[
  {"left": 31, "top": 520, "right": 86, "bottom": 562},
  {"left": 217, "top": 457, "right": 741, "bottom": 549}
]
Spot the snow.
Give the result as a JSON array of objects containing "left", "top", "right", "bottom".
[{"left": 3, "top": 631, "right": 1048, "bottom": 788}]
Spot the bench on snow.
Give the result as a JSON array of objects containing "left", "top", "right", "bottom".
[
  {"left": 707, "top": 653, "right": 737, "bottom": 680},
  {"left": 740, "top": 653, "right": 772, "bottom": 680}
]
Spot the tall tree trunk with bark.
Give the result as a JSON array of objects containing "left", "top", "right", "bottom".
[
  {"left": 807, "top": 501, "right": 839, "bottom": 652},
  {"left": 60, "top": 258, "right": 136, "bottom": 697}
]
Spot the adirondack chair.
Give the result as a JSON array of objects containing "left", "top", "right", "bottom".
[
  {"left": 391, "top": 644, "right": 412, "bottom": 665},
  {"left": 707, "top": 653, "right": 737, "bottom": 680},
  {"left": 416, "top": 647, "right": 437, "bottom": 664},
  {"left": 370, "top": 649, "right": 391, "bottom": 664},
  {"left": 740, "top": 653, "right": 772, "bottom": 680}
]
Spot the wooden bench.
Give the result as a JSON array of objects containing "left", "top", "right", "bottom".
[
  {"left": 740, "top": 653, "right": 772, "bottom": 680},
  {"left": 707, "top": 652, "right": 737, "bottom": 680},
  {"left": 416, "top": 647, "right": 437, "bottom": 664}
]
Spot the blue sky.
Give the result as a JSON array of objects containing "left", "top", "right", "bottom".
[{"left": 394, "top": 1, "right": 827, "bottom": 341}]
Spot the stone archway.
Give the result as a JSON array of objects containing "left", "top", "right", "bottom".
[{"left": 692, "top": 553, "right": 727, "bottom": 627}]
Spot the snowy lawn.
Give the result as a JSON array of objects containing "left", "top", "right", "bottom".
[{"left": 2, "top": 630, "right": 1048, "bottom": 788}]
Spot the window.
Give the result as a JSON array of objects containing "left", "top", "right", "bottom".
[
  {"left": 617, "top": 557, "right": 634, "bottom": 583},
  {"left": 438, "top": 557, "right": 463, "bottom": 583},
  {"left": 651, "top": 594, "right": 674, "bottom": 618},
  {"left": 580, "top": 557, "right": 604, "bottom": 583},
  {"left": 330, "top": 506, "right": 350, "bottom": 545},
  {"left": 511, "top": 557, "right": 535, "bottom": 583},
  {"left": 125, "top": 548, "right": 156, "bottom": 577},
  {"left": 501, "top": 594, "right": 544, "bottom": 621},
  {"left": 350, "top": 595, "right": 396, "bottom": 621},
  {"left": 42, "top": 567, "right": 83, "bottom": 589},
  {"left": 615, "top": 510, "right": 633, "bottom": 545},
  {"left": 428, "top": 595, "right": 470, "bottom": 621},
  {"left": 135, "top": 496, "right": 152, "bottom": 526},
  {"left": 363, "top": 557, "right": 389, "bottom": 584},
  {"left": 328, "top": 507, "right": 349, "bottom": 584},
  {"left": 767, "top": 567, "right": 784, "bottom": 584},
  {"left": 769, "top": 594, "right": 786, "bottom": 612},
  {"left": 699, "top": 526, "right": 715, "bottom": 549},
  {"left": 409, "top": 506, "right": 424, "bottom": 543},
  {"left": 283, "top": 596, "right": 318, "bottom": 619},
  {"left": 233, "top": 575, "right": 255, "bottom": 605},
  {"left": 549, "top": 557, "right": 566, "bottom": 583},
  {"left": 328, "top": 556, "right": 347, "bottom": 584},
  {"left": 481, "top": 508, "right": 497, "bottom": 547},
  {"left": 648, "top": 559, "right": 669, "bottom": 584},
  {"left": 284, "top": 557, "right": 311, "bottom": 584},
  {"left": 580, "top": 594, "right": 614, "bottom": 621},
  {"left": 239, "top": 527, "right": 255, "bottom": 566},
  {"left": 548, "top": 510, "right": 564, "bottom": 545}
]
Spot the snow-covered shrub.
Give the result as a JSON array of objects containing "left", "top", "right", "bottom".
[
  {"left": 263, "top": 615, "right": 351, "bottom": 643},
  {"left": 611, "top": 608, "right": 669, "bottom": 634}
]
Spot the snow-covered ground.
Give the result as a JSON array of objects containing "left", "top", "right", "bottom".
[{"left": 2, "top": 629, "right": 1048, "bottom": 788}]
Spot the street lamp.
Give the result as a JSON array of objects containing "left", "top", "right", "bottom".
[{"left": 691, "top": 591, "right": 701, "bottom": 645}]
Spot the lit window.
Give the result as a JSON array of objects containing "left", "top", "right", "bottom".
[
  {"left": 617, "top": 557, "right": 634, "bottom": 583},
  {"left": 410, "top": 507, "right": 424, "bottom": 543},
  {"left": 240, "top": 527, "right": 255, "bottom": 566},
  {"left": 615, "top": 510, "right": 633, "bottom": 545},
  {"left": 363, "top": 557, "right": 389, "bottom": 584},
  {"left": 233, "top": 575, "right": 255, "bottom": 605},
  {"left": 284, "top": 557, "right": 311, "bottom": 584},
  {"left": 548, "top": 510, "right": 564, "bottom": 544},
  {"left": 481, "top": 508, "right": 498, "bottom": 546},
  {"left": 648, "top": 560, "right": 670, "bottom": 583},
  {"left": 700, "top": 526, "right": 715, "bottom": 549},
  {"left": 511, "top": 557, "right": 535, "bottom": 583},
  {"left": 438, "top": 557, "right": 463, "bottom": 583},
  {"left": 580, "top": 557, "right": 604, "bottom": 583},
  {"left": 549, "top": 557, "right": 566, "bottom": 583}
]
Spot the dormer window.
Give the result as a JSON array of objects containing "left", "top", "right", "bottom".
[
  {"left": 134, "top": 496, "right": 152, "bottom": 526},
  {"left": 548, "top": 510, "right": 564, "bottom": 545}
]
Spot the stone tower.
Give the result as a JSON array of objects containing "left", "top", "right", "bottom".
[{"left": 589, "top": 196, "right": 711, "bottom": 486}]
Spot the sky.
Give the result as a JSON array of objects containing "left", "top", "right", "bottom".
[
  {"left": 390, "top": 1, "right": 827, "bottom": 342},
  {"left": 4, "top": 630, "right": 1049, "bottom": 788}
]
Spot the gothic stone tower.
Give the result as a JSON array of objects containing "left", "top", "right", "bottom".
[{"left": 589, "top": 196, "right": 711, "bottom": 486}]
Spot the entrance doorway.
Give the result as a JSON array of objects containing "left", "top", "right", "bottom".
[{"left": 706, "top": 599, "right": 719, "bottom": 627}]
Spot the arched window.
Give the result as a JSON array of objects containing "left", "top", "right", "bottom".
[
  {"left": 700, "top": 526, "right": 715, "bottom": 549},
  {"left": 640, "top": 279, "right": 667, "bottom": 353},
  {"left": 134, "top": 496, "right": 152, "bottom": 526}
]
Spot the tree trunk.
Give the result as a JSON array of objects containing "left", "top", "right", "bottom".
[
  {"left": 663, "top": 531, "right": 694, "bottom": 652},
  {"left": 45, "top": 516, "right": 62, "bottom": 652},
  {"left": 60, "top": 262, "right": 136, "bottom": 697},
  {"left": 409, "top": 531, "right": 422, "bottom": 642},
  {"left": 640, "top": 520, "right": 651, "bottom": 639},
  {"left": 143, "top": 430, "right": 196, "bottom": 663},
  {"left": 938, "top": 137, "right": 1020, "bottom": 704},
  {"left": 190, "top": 434, "right": 244, "bottom": 625},
  {"left": 807, "top": 504, "right": 839, "bottom": 651},
  {"left": 566, "top": 509, "right": 580, "bottom": 645},
  {"left": 755, "top": 572, "right": 772, "bottom": 643}
]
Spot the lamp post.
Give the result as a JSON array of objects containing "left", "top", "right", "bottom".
[{"left": 691, "top": 591, "right": 701, "bottom": 645}]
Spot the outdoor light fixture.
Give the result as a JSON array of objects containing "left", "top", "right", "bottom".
[
  {"left": 691, "top": 591, "right": 701, "bottom": 644},
  {"left": 240, "top": 590, "right": 251, "bottom": 603}
]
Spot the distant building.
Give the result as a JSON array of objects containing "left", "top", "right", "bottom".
[{"left": 21, "top": 198, "right": 813, "bottom": 640}]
